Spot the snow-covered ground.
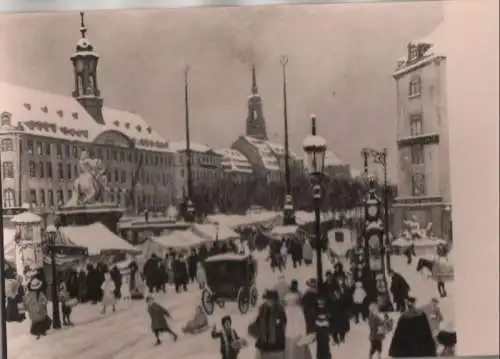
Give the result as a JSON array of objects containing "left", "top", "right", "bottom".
[{"left": 7, "top": 250, "right": 455, "bottom": 359}]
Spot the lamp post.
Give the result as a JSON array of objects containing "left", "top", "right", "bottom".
[
  {"left": 46, "top": 224, "right": 62, "bottom": 329},
  {"left": 444, "top": 205, "right": 452, "bottom": 242},
  {"left": 280, "top": 55, "right": 295, "bottom": 226},
  {"left": 183, "top": 65, "right": 195, "bottom": 222},
  {"left": 0, "top": 160, "right": 8, "bottom": 359},
  {"left": 302, "top": 114, "right": 331, "bottom": 359}
]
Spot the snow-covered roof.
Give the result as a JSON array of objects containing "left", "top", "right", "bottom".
[
  {"left": 243, "top": 136, "right": 280, "bottom": 171},
  {"left": 265, "top": 141, "right": 298, "bottom": 159},
  {"left": 0, "top": 82, "right": 172, "bottom": 153},
  {"left": 325, "top": 150, "right": 343, "bottom": 166},
  {"left": 168, "top": 140, "right": 212, "bottom": 153},
  {"left": 215, "top": 148, "right": 253, "bottom": 174},
  {"left": 204, "top": 253, "right": 251, "bottom": 262}
]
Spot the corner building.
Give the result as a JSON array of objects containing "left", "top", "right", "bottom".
[
  {"left": 392, "top": 33, "right": 451, "bottom": 239},
  {"left": 0, "top": 15, "right": 176, "bottom": 212}
]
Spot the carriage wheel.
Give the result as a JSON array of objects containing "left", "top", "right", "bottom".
[
  {"left": 250, "top": 286, "right": 258, "bottom": 307},
  {"left": 201, "top": 288, "right": 215, "bottom": 315},
  {"left": 237, "top": 287, "right": 250, "bottom": 314}
]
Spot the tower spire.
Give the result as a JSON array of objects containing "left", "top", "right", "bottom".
[
  {"left": 251, "top": 63, "right": 258, "bottom": 94},
  {"left": 80, "top": 12, "right": 87, "bottom": 39}
]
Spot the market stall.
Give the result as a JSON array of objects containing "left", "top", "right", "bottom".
[
  {"left": 192, "top": 223, "right": 240, "bottom": 242},
  {"left": 153, "top": 230, "right": 210, "bottom": 251}
]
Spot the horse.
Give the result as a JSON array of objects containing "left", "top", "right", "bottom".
[{"left": 416, "top": 258, "right": 435, "bottom": 274}]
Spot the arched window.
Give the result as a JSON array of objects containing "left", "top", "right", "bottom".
[
  {"left": 409, "top": 77, "right": 421, "bottom": 96},
  {"left": 3, "top": 189, "right": 16, "bottom": 208}
]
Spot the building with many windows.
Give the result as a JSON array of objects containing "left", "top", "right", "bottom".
[
  {"left": 0, "top": 15, "right": 176, "bottom": 213},
  {"left": 214, "top": 148, "right": 253, "bottom": 183},
  {"left": 392, "top": 32, "right": 451, "bottom": 238},
  {"left": 169, "top": 141, "right": 223, "bottom": 202}
]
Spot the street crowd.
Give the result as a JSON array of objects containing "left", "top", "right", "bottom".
[{"left": 4, "top": 233, "right": 456, "bottom": 359}]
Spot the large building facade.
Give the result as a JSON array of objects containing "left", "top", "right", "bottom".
[
  {"left": 169, "top": 141, "right": 223, "bottom": 203},
  {"left": 0, "top": 15, "right": 176, "bottom": 213},
  {"left": 214, "top": 148, "right": 254, "bottom": 183},
  {"left": 392, "top": 36, "right": 451, "bottom": 239}
]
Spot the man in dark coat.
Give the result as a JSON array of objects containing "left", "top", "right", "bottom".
[
  {"left": 143, "top": 254, "right": 160, "bottom": 293},
  {"left": 301, "top": 278, "right": 318, "bottom": 334},
  {"left": 389, "top": 297, "right": 437, "bottom": 357},
  {"left": 109, "top": 266, "right": 122, "bottom": 299},
  {"left": 248, "top": 289, "right": 287, "bottom": 359},
  {"left": 389, "top": 271, "right": 411, "bottom": 312}
]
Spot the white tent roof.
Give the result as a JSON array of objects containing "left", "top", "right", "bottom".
[
  {"left": 59, "top": 223, "right": 140, "bottom": 255},
  {"left": 11, "top": 211, "right": 42, "bottom": 224},
  {"left": 271, "top": 225, "right": 299, "bottom": 236},
  {"left": 193, "top": 224, "right": 239, "bottom": 241},
  {"left": 153, "top": 230, "right": 208, "bottom": 249}
]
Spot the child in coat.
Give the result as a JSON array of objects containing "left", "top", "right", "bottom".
[
  {"left": 211, "top": 316, "right": 245, "bottom": 359},
  {"left": 146, "top": 296, "right": 178, "bottom": 345},
  {"left": 59, "top": 282, "right": 74, "bottom": 326}
]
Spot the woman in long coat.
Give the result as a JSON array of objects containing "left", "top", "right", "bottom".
[
  {"left": 146, "top": 296, "right": 178, "bottom": 345},
  {"left": 24, "top": 278, "right": 51, "bottom": 339}
]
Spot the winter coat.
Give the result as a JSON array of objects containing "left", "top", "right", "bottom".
[
  {"left": 300, "top": 290, "right": 317, "bottom": 334},
  {"left": 250, "top": 302, "right": 287, "bottom": 352},
  {"left": 148, "top": 302, "right": 172, "bottom": 331},
  {"left": 24, "top": 292, "right": 48, "bottom": 323},
  {"left": 302, "top": 242, "right": 313, "bottom": 262}
]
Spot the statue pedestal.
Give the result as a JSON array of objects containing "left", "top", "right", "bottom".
[{"left": 55, "top": 204, "right": 124, "bottom": 234}]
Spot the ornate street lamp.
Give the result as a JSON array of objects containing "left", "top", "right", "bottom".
[
  {"left": 302, "top": 114, "right": 331, "bottom": 359},
  {"left": 46, "top": 224, "right": 62, "bottom": 329},
  {"left": 280, "top": 55, "right": 295, "bottom": 225}
]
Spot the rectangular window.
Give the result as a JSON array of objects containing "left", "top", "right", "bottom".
[
  {"left": 2, "top": 162, "right": 14, "bottom": 178},
  {"left": 57, "top": 189, "right": 64, "bottom": 206},
  {"left": 39, "top": 190, "right": 46, "bottom": 206},
  {"left": 57, "top": 163, "right": 64, "bottom": 179},
  {"left": 97, "top": 148, "right": 103, "bottom": 159},
  {"left": 409, "top": 78, "right": 421, "bottom": 97},
  {"left": 27, "top": 140, "right": 34, "bottom": 155},
  {"left": 56, "top": 144, "right": 62, "bottom": 158},
  {"left": 68, "top": 190, "right": 72, "bottom": 201},
  {"left": 30, "top": 189, "right": 37, "bottom": 206},
  {"left": 48, "top": 190, "right": 54, "bottom": 207},
  {"left": 39, "top": 162, "right": 45, "bottom": 178},
  {"left": 72, "top": 144, "right": 78, "bottom": 158},
  {"left": 411, "top": 172, "right": 426, "bottom": 197},
  {"left": 410, "top": 114, "right": 423, "bottom": 136},
  {"left": 65, "top": 144, "right": 70, "bottom": 157},
  {"left": 29, "top": 161, "right": 36, "bottom": 177},
  {"left": 121, "top": 170, "right": 127, "bottom": 184},
  {"left": 35, "top": 142, "right": 42, "bottom": 156},
  {"left": 410, "top": 144, "right": 425, "bottom": 165},
  {"left": 67, "top": 164, "right": 72, "bottom": 179},
  {"left": 111, "top": 150, "right": 117, "bottom": 161},
  {"left": 45, "top": 143, "right": 51, "bottom": 156},
  {"left": 46, "top": 162, "right": 53, "bottom": 178},
  {"left": 1, "top": 139, "right": 13, "bottom": 152}
]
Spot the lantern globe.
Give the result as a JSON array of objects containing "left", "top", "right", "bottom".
[{"left": 302, "top": 134, "right": 327, "bottom": 175}]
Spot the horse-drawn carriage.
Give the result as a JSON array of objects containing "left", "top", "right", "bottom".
[{"left": 201, "top": 253, "right": 259, "bottom": 315}]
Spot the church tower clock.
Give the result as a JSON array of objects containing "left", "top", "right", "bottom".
[
  {"left": 70, "top": 12, "right": 105, "bottom": 125},
  {"left": 246, "top": 65, "right": 268, "bottom": 140}
]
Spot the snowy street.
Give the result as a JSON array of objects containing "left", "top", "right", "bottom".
[{"left": 7, "top": 251, "right": 455, "bottom": 359}]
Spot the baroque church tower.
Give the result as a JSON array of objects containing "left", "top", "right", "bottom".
[
  {"left": 246, "top": 65, "right": 268, "bottom": 140},
  {"left": 70, "top": 12, "right": 105, "bottom": 125}
]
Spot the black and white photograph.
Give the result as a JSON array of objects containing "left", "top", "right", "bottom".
[{"left": 0, "top": 1, "right": 461, "bottom": 358}]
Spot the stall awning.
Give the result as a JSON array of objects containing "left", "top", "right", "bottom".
[
  {"left": 153, "top": 230, "right": 208, "bottom": 249},
  {"left": 270, "top": 225, "right": 299, "bottom": 237},
  {"left": 60, "top": 223, "right": 140, "bottom": 256},
  {"left": 193, "top": 224, "right": 239, "bottom": 242}
]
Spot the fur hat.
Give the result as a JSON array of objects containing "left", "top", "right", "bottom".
[
  {"left": 262, "top": 289, "right": 278, "bottom": 301},
  {"left": 221, "top": 315, "right": 232, "bottom": 326}
]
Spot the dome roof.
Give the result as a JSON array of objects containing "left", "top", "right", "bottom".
[{"left": 76, "top": 37, "right": 93, "bottom": 51}]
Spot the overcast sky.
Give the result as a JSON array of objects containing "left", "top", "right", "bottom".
[{"left": 0, "top": 2, "right": 443, "bottom": 179}]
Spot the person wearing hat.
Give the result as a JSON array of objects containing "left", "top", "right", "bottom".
[
  {"left": 420, "top": 297, "right": 444, "bottom": 339},
  {"left": 248, "top": 289, "right": 287, "bottom": 359},
  {"left": 146, "top": 295, "right": 178, "bottom": 345},
  {"left": 388, "top": 296, "right": 437, "bottom": 357},
  {"left": 301, "top": 278, "right": 318, "bottom": 335},
  {"left": 24, "top": 277, "right": 51, "bottom": 339},
  {"left": 211, "top": 315, "right": 244, "bottom": 359}
]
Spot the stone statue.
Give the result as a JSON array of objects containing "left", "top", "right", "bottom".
[
  {"left": 66, "top": 150, "right": 108, "bottom": 206},
  {"left": 403, "top": 215, "right": 433, "bottom": 240}
]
